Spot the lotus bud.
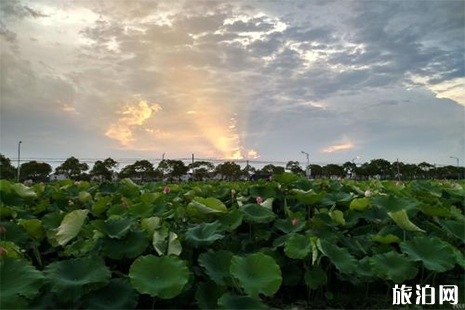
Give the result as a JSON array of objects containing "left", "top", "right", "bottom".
[
  {"left": 122, "top": 201, "right": 129, "bottom": 209},
  {"left": 68, "top": 200, "right": 74, "bottom": 206},
  {"left": 256, "top": 196, "right": 263, "bottom": 204},
  {"left": 364, "top": 190, "right": 371, "bottom": 198},
  {"left": 231, "top": 189, "right": 236, "bottom": 196},
  {"left": 292, "top": 218, "right": 299, "bottom": 226},
  {"left": 163, "top": 186, "right": 171, "bottom": 194}
]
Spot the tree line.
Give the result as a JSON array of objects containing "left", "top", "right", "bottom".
[{"left": 0, "top": 154, "right": 463, "bottom": 182}]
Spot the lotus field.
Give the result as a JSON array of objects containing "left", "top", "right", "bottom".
[{"left": 1, "top": 175, "right": 464, "bottom": 309}]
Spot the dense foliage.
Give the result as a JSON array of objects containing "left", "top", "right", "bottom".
[{"left": 0, "top": 175, "right": 464, "bottom": 309}]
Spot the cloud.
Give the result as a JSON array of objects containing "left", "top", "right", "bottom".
[
  {"left": 322, "top": 142, "right": 354, "bottom": 153},
  {"left": 105, "top": 100, "right": 162, "bottom": 147}
]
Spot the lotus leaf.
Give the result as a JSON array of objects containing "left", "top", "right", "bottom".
[
  {"left": 55, "top": 209, "right": 89, "bottom": 246},
  {"left": 372, "top": 196, "right": 417, "bottom": 213},
  {"left": 195, "top": 281, "right": 226, "bottom": 310},
  {"left": 11, "top": 183, "right": 37, "bottom": 198},
  {"left": 240, "top": 204, "right": 276, "bottom": 223},
  {"left": 387, "top": 210, "right": 425, "bottom": 232},
  {"left": 230, "top": 252, "right": 282, "bottom": 298},
  {"left": 103, "top": 229, "right": 149, "bottom": 259},
  {"left": 103, "top": 218, "right": 133, "bottom": 239},
  {"left": 349, "top": 198, "right": 370, "bottom": 211},
  {"left": 320, "top": 241, "right": 357, "bottom": 274},
  {"left": 187, "top": 197, "right": 228, "bottom": 216},
  {"left": 129, "top": 255, "right": 190, "bottom": 299},
  {"left": 218, "top": 208, "right": 243, "bottom": 231},
  {"left": 18, "top": 219, "right": 45, "bottom": 240},
  {"left": 440, "top": 220, "right": 465, "bottom": 242},
  {"left": 44, "top": 256, "right": 111, "bottom": 301},
  {"left": 185, "top": 221, "right": 224, "bottom": 247},
  {"left": 198, "top": 250, "right": 234, "bottom": 286},
  {"left": 217, "top": 293, "right": 268, "bottom": 309},
  {"left": 304, "top": 266, "right": 327, "bottom": 289},
  {"left": 0, "top": 257, "right": 43, "bottom": 308},
  {"left": 83, "top": 278, "right": 138, "bottom": 309},
  {"left": 284, "top": 233, "right": 312, "bottom": 259},
  {"left": 400, "top": 236, "right": 456, "bottom": 272},
  {"left": 370, "top": 251, "right": 418, "bottom": 283}
]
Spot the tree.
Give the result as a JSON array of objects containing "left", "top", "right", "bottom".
[
  {"left": 309, "top": 164, "right": 323, "bottom": 178},
  {"left": 157, "top": 160, "right": 189, "bottom": 182},
  {"left": 0, "top": 154, "right": 16, "bottom": 180},
  {"left": 260, "top": 164, "right": 284, "bottom": 175},
  {"left": 366, "top": 159, "right": 392, "bottom": 179},
  {"left": 322, "top": 164, "right": 344, "bottom": 178},
  {"left": 286, "top": 161, "right": 305, "bottom": 175},
  {"left": 55, "top": 157, "right": 89, "bottom": 180},
  {"left": 90, "top": 158, "right": 118, "bottom": 181},
  {"left": 342, "top": 161, "right": 357, "bottom": 178},
  {"left": 189, "top": 161, "right": 215, "bottom": 181},
  {"left": 241, "top": 163, "right": 257, "bottom": 179},
  {"left": 119, "top": 160, "right": 156, "bottom": 182},
  {"left": 215, "top": 162, "right": 242, "bottom": 181},
  {"left": 20, "top": 161, "right": 52, "bottom": 182}
]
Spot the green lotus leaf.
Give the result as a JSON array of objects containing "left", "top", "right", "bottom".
[
  {"left": 140, "top": 216, "right": 161, "bottom": 237},
  {"left": 291, "top": 189, "right": 325, "bottom": 205},
  {"left": 218, "top": 208, "right": 243, "bottom": 231},
  {"left": 400, "top": 236, "right": 456, "bottom": 272},
  {"left": 0, "top": 257, "right": 43, "bottom": 308},
  {"left": 78, "top": 191, "right": 92, "bottom": 203},
  {"left": 83, "top": 278, "right": 138, "bottom": 309},
  {"left": 250, "top": 184, "right": 276, "bottom": 199},
  {"left": 387, "top": 210, "right": 425, "bottom": 232},
  {"left": 304, "top": 266, "right": 327, "bottom": 289},
  {"left": 195, "top": 281, "right": 226, "bottom": 310},
  {"left": 217, "top": 293, "right": 268, "bottom": 310},
  {"left": 91, "top": 196, "right": 111, "bottom": 216},
  {"left": 440, "top": 220, "right": 465, "bottom": 242},
  {"left": 11, "top": 183, "right": 37, "bottom": 198},
  {"left": 103, "top": 218, "right": 133, "bottom": 239},
  {"left": 128, "top": 201, "right": 155, "bottom": 218},
  {"left": 230, "top": 252, "right": 282, "bottom": 298},
  {"left": 187, "top": 197, "right": 228, "bottom": 215},
  {"left": 152, "top": 226, "right": 169, "bottom": 256},
  {"left": 18, "top": 219, "right": 45, "bottom": 240},
  {"left": 240, "top": 204, "right": 276, "bottom": 224},
  {"left": 63, "top": 238, "right": 97, "bottom": 257},
  {"left": 322, "top": 192, "right": 353, "bottom": 207},
  {"left": 370, "top": 252, "right": 418, "bottom": 283},
  {"left": 320, "top": 241, "right": 357, "bottom": 274},
  {"left": 103, "top": 229, "right": 149, "bottom": 259},
  {"left": 0, "top": 241, "right": 23, "bottom": 258},
  {"left": 166, "top": 231, "right": 182, "bottom": 256},
  {"left": 284, "top": 234, "right": 312, "bottom": 260},
  {"left": 44, "top": 256, "right": 111, "bottom": 301},
  {"left": 281, "top": 263, "right": 302, "bottom": 286},
  {"left": 55, "top": 209, "right": 89, "bottom": 246},
  {"left": 330, "top": 210, "right": 346, "bottom": 225},
  {"left": 450, "top": 245, "right": 465, "bottom": 269},
  {"left": 0, "top": 221, "right": 30, "bottom": 246},
  {"left": 419, "top": 203, "right": 453, "bottom": 217},
  {"left": 349, "top": 198, "right": 370, "bottom": 211},
  {"left": 198, "top": 250, "right": 234, "bottom": 286},
  {"left": 371, "top": 234, "right": 401, "bottom": 244},
  {"left": 372, "top": 196, "right": 417, "bottom": 213},
  {"left": 273, "top": 218, "right": 306, "bottom": 233},
  {"left": 273, "top": 172, "right": 299, "bottom": 185},
  {"left": 185, "top": 221, "right": 224, "bottom": 248},
  {"left": 129, "top": 255, "right": 190, "bottom": 299}
]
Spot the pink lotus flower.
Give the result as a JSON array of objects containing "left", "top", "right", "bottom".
[
  {"left": 292, "top": 218, "right": 299, "bottom": 226},
  {"left": 256, "top": 196, "right": 263, "bottom": 204},
  {"left": 163, "top": 186, "right": 171, "bottom": 194},
  {"left": 0, "top": 247, "right": 8, "bottom": 256}
]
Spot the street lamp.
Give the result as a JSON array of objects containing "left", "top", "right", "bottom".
[
  {"left": 301, "top": 151, "right": 310, "bottom": 178},
  {"left": 17, "top": 141, "right": 22, "bottom": 182},
  {"left": 450, "top": 156, "right": 460, "bottom": 180},
  {"left": 162, "top": 152, "right": 166, "bottom": 161},
  {"left": 350, "top": 156, "right": 360, "bottom": 179}
]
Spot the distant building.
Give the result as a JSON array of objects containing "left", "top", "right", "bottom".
[{"left": 49, "top": 173, "right": 68, "bottom": 181}]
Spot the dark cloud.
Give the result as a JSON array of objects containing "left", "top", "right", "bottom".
[{"left": 0, "top": 0, "right": 48, "bottom": 19}]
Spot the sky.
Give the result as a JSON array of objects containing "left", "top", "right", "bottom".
[{"left": 0, "top": 0, "right": 464, "bottom": 168}]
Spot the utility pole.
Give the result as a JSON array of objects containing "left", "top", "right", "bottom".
[
  {"left": 396, "top": 158, "right": 401, "bottom": 181},
  {"left": 192, "top": 153, "right": 195, "bottom": 182},
  {"left": 17, "top": 141, "right": 22, "bottom": 182},
  {"left": 301, "top": 151, "right": 310, "bottom": 179}
]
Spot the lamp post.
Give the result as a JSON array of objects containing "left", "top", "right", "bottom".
[
  {"left": 17, "top": 141, "right": 22, "bottom": 182},
  {"left": 350, "top": 156, "right": 360, "bottom": 179},
  {"left": 450, "top": 156, "right": 460, "bottom": 180},
  {"left": 301, "top": 151, "right": 310, "bottom": 179},
  {"left": 162, "top": 152, "right": 166, "bottom": 161}
]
